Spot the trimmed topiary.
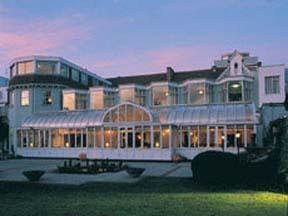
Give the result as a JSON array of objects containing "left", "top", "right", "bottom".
[{"left": 22, "top": 170, "right": 45, "bottom": 182}]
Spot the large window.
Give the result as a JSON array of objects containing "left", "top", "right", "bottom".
[
  {"left": 265, "top": 76, "right": 280, "bottom": 94},
  {"left": 21, "top": 89, "right": 29, "bottom": 106},
  {"left": 244, "top": 81, "right": 253, "bottom": 101},
  {"left": 37, "top": 61, "right": 57, "bottom": 74},
  {"left": 63, "top": 92, "right": 87, "bottom": 110},
  {"left": 18, "top": 61, "right": 33, "bottom": 75},
  {"left": 135, "top": 89, "right": 146, "bottom": 106},
  {"left": 153, "top": 86, "right": 168, "bottom": 106},
  {"left": 91, "top": 91, "right": 104, "bottom": 109},
  {"left": 63, "top": 92, "right": 75, "bottom": 110},
  {"left": 190, "top": 83, "right": 205, "bottom": 105},
  {"left": 75, "top": 93, "right": 88, "bottom": 110},
  {"left": 228, "top": 81, "right": 242, "bottom": 102},
  {"left": 120, "top": 88, "right": 134, "bottom": 103},
  {"left": 103, "top": 103, "right": 151, "bottom": 123},
  {"left": 104, "top": 90, "right": 117, "bottom": 108}
]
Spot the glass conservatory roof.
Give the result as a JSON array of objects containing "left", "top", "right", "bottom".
[
  {"left": 21, "top": 102, "right": 256, "bottom": 128},
  {"left": 156, "top": 103, "right": 256, "bottom": 125}
]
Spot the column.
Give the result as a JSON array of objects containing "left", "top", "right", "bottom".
[
  {"left": 168, "top": 125, "right": 172, "bottom": 149},
  {"left": 101, "top": 127, "right": 104, "bottom": 149}
]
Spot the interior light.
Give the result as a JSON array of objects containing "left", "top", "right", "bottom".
[
  {"left": 236, "top": 132, "right": 241, "bottom": 138},
  {"left": 221, "top": 135, "right": 225, "bottom": 140},
  {"left": 231, "top": 83, "right": 240, "bottom": 88},
  {"left": 165, "top": 92, "right": 169, "bottom": 96},
  {"left": 29, "top": 142, "right": 34, "bottom": 147},
  {"left": 198, "top": 90, "right": 204, "bottom": 95},
  {"left": 65, "top": 142, "right": 70, "bottom": 147},
  {"left": 190, "top": 132, "right": 193, "bottom": 136},
  {"left": 137, "top": 135, "right": 142, "bottom": 140},
  {"left": 105, "top": 142, "right": 110, "bottom": 148},
  {"left": 155, "top": 142, "right": 160, "bottom": 148}
]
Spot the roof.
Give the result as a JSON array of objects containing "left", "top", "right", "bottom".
[
  {"left": 155, "top": 103, "right": 256, "bottom": 125},
  {"left": 107, "top": 68, "right": 224, "bottom": 87},
  {"left": 21, "top": 102, "right": 256, "bottom": 128}
]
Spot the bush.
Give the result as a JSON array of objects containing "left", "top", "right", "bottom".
[
  {"left": 191, "top": 151, "right": 239, "bottom": 185},
  {"left": 22, "top": 170, "right": 45, "bottom": 182},
  {"left": 126, "top": 167, "right": 145, "bottom": 178}
]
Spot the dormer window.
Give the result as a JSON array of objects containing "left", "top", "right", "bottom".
[{"left": 234, "top": 63, "right": 238, "bottom": 69}]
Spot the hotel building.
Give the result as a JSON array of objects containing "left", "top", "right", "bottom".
[{"left": 7, "top": 51, "right": 288, "bottom": 160}]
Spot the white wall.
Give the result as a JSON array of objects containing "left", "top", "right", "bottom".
[{"left": 258, "top": 64, "right": 286, "bottom": 107}]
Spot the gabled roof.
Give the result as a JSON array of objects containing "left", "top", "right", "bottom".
[{"left": 107, "top": 68, "right": 225, "bottom": 87}]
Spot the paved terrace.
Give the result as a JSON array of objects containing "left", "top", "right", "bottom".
[{"left": 0, "top": 159, "right": 192, "bottom": 185}]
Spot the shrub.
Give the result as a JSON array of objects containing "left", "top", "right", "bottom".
[
  {"left": 191, "top": 151, "right": 239, "bottom": 185},
  {"left": 126, "top": 167, "right": 145, "bottom": 178},
  {"left": 22, "top": 170, "right": 45, "bottom": 182}
]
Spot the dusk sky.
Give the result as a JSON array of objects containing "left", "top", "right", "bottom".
[{"left": 0, "top": 0, "right": 287, "bottom": 78}]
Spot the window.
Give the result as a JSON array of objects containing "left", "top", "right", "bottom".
[
  {"left": 75, "top": 93, "right": 88, "bottom": 110},
  {"left": 265, "top": 76, "right": 280, "bottom": 94},
  {"left": 135, "top": 89, "right": 146, "bottom": 106},
  {"left": 10, "top": 64, "right": 16, "bottom": 77},
  {"left": 104, "top": 90, "right": 117, "bottom": 108},
  {"left": 153, "top": 86, "right": 168, "bottom": 106},
  {"left": 18, "top": 61, "right": 33, "bottom": 75},
  {"left": 0, "top": 91, "right": 2, "bottom": 100},
  {"left": 244, "top": 81, "right": 253, "bottom": 101},
  {"left": 21, "top": 89, "right": 29, "bottom": 106},
  {"left": 120, "top": 88, "right": 134, "bottom": 103},
  {"left": 228, "top": 81, "right": 242, "bottom": 102},
  {"left": 91, "top": 91, "right": 104, "bottom": 109},
  {"left": 63, "top": 92, "right": 75, "bottom": 110},
  {"left": 168, "top": 87, "right": 178, "bottom": 105},
  {"left": 81, "top": 73, "right": 88, "bottom": 85},
  {"left": 37, "top": 61, "right": 57, "bottom": 74},
  {"left": 71, "top": 69, "right": 80, "bottom": 82},
  {"left": 43, "top": 90, "right": 52, "bottom": 105},
  {"left": 60, "top": 64, "right": 69, "bottom": 78},
  {"left": 190, "top": 83, "right": 205, "bottom": 105}
]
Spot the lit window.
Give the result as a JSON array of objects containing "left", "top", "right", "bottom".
[
  {"left": 21, "top": 89, "right": 29, "bottom": 106},
  {"left": 190, "top": 83, "right": 205, "bottom": 104},
  {"left": 153, "top": 86, "right": 168, "bottom": 106},
  {"left": 63, "top": 92, "right": 75, "bottom": 110},
  {"left": 120, "top": 88, "right": 134, "bottom": 103},
  {"left": 228, "top": 81, "right": 242, "bottom": 102},
  {"left": 18, "top": 61, "right": 33, "bottom": 75},
  {"left": 43, "top": 90, "right": 52, "bottom": 105},
  {"left": 37, "top": 61, "right": 57, "bottom": 74},
  {"left": 0, "top": 91, "right": 2, "bottom": 100},
  {"left": 265, "top": 76, "right": 280, "bottom": 94}
]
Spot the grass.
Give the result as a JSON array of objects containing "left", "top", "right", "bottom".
[{"left": 0, "top": 177, "right": 287, "bottom": 216}]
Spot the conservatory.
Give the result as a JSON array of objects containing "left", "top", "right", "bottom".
[{"left": 16, "top": 102, "right": 257, "bottom": 160}]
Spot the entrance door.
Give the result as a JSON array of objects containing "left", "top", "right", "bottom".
[{"left": 119, "top": 127, "right": 134, "bottom": 148}]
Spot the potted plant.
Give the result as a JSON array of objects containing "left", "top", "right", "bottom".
[{"left": 22, "top": 170, "right": 45, "bottom": 182}]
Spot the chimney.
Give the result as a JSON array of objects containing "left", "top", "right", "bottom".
[{"left": 166, "top": 67, "right": 174, "bottom": 82}]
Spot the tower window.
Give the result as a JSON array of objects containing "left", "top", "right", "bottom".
[
  {"left": 43, "top": 90, "right": 52, "bottom": 105},
  {"left": 21, "top": 89, "right": 29, "bottom": 106}
]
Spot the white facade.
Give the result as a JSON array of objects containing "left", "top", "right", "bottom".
[{"left": 258, "top": 64, "right": 286, "bottom": 107}]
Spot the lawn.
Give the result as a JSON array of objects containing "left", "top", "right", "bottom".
[{"left": 0, "top": 177, "right": 287, "bottom": 216}]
